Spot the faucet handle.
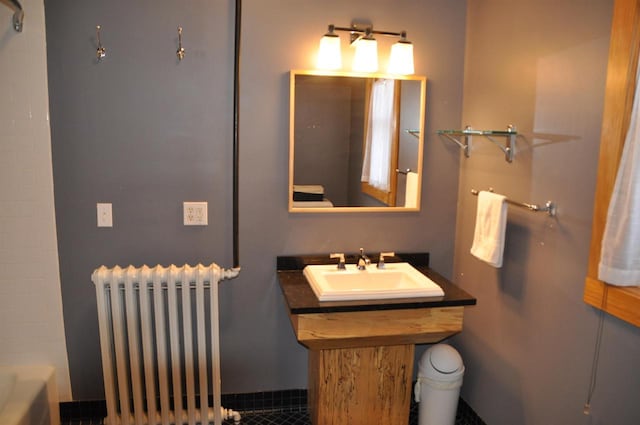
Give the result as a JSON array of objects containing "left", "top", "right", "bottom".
[
  {"left": 330, "top": 252, "right": 346, "bottom": 269},
  {"left": 359, "top": 248, "right": 371, "bottom": 264},
  {"left": 377, "top": 252, "right": 396, "bottom": 269}
]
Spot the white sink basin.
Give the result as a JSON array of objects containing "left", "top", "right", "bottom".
[{"left": 303, "top": 262, "right": 445, "bottom": 301}]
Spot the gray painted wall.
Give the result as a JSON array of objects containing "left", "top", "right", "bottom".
[
  {"left": 452, "top": 1, "right": 640, "bottom": 424},
  {"left": 294, "top": 76, "right": 355, "bottom": 206},
  {"left": 45, "top": 0, "right": 466, "bottom": 400}
]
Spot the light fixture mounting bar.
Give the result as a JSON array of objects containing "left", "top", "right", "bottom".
[
  {"left": 370, "top": 29, "right": 405, "bottom": 38},
  {"left": 329, "top": 24, "right": 407, "bottom": 44}
]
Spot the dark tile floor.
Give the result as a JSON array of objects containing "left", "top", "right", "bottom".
[{"left": 61, "top": 391, "right": 486, "bottom": 425}]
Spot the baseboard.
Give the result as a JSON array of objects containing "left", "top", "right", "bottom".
[
  {"left": 60, "top": 389, "right": 308, "bottom": 420},
  {"left": 60, "top": 387, "right": 485, "bottom": 424}
]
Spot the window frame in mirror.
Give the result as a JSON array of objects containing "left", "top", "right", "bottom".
[{"left": 288, "top": 69, "right": 427, "bottom": 213}]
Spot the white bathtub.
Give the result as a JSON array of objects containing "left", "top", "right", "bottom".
[{"left": 0, "top": 366, "right": 59, "bottom": 425}]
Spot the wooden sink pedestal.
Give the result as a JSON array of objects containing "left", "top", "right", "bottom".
[{"left": 289, "top": 306, "right": 464, "bottom": 425}]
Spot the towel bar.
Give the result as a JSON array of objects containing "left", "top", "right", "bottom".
[{"left": 471, "top": 188, "right": 556, "bottom": 217}]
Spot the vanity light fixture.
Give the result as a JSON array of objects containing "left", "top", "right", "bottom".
[
  {"left": 352, "top": 28, "right": 378, "bottom": 72},
  {"left": 387, "top": 32, "right": 414, "bottom": 75},
  {"left": 317, "top": 23, "right": 415, "bottom": 75},
  {"left": 317, "top": 25, "right": 342, "bottom": 70}
]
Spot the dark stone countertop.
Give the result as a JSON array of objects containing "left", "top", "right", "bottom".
[{"left": 277, "top": 253, "right": 477, "bottom": 314}]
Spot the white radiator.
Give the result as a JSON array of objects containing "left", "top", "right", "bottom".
[{"left": 92, "top": 263, "right": 241, "bottom": 425}]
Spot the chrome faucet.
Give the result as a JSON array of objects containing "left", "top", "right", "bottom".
[
  {"left": 357, "top": 248, "right": 371, "bottom": 270},
  {"left": 330, "top": 252, "right": 346, "bottom": 269},
  {"left": 377, "top": 252, "right": 395, "bottom": 269}
]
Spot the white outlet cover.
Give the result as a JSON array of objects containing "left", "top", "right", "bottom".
[
  {"left": 183, "top": 201, "right": 208, "bottom": 226},
  {"left": 97, "top": 203, "right": 113, "bottom": 227}
]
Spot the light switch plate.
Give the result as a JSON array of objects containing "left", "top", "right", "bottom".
[
  {"left": 183, "top": 202, "right": 208, "bottom": 226},
  {"left": 97, "top": 203, "right": 113, "bottom": 227}
]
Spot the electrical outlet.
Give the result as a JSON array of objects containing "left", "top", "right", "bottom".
[
  {"left": 97, "top": 203, "right": 113, "bottom": 227},
  {"left": 183, "top": 202, "right": 208, "bottom": 226}
]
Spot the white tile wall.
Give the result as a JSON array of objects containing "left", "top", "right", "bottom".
[{"left": 0, "top": 0, "right": 72, "bottom": 401}]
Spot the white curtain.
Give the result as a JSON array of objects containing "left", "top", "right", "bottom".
[
  {"left": 598, "top": 56, "right": 640, "bottom": 286},
  {"left": 361, "top": 79, "right": 396, "bottom": 191}
]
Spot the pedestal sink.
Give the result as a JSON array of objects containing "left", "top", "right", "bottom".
[{"left": 277, "top": 254, "right": 476, "bottom": 425}]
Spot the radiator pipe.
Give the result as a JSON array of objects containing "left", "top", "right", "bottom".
[
  {"left": 221, "top": 407, "right": 242, "bottom": 423},
  {"left": 232, "top": 0, "right": 242, "bottom": 269}
]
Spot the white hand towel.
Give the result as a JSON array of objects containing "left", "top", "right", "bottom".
[
  {"left": 404, "top": 172, "right": 419, "bottom": 208},
  {"left": 470, "top": 191, "right": 508, "bottom": 267}
]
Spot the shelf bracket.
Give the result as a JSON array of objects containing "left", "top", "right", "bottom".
[
  {"left": 485, "top": 125, "right": 516, "bottom": 162},
  {"left": 437, "top": 125, "right": 472, "bottom": 157}
]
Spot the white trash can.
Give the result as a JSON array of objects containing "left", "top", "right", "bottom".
[{"left": 414, "top": 344, "right": 465, "bottom": 425}]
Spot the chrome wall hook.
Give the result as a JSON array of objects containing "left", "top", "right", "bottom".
[
  {"left": 96, "top": 25, "right": 106, "bottom": 61},
  {"left": 3, "top": 0, "right": 24, "bottom": 32},
  {"left": 176, "top": 26, "right": 185, "bottom": 60},
  {"left": 13, "top": 9, "right": 23, "bottom": 32}
]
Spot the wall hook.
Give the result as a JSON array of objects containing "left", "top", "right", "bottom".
[
  {"left": 177, "top": 26, "right": 185, "bottom": 60},
  {"left": 96, "top": 25, "right": 106, "bottom": 61},
  {"left": 3, "top": 0, "right": 24, "bottom": 32}
]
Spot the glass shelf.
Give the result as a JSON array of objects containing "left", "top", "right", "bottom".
[
  {"left": 404, "top": 129, "right": 420, "bottom": 138},
  {"left": 437, "top": 125, "right": 517, "bottom": 162},
  {"left": 437, "top": 128, "right": 517, "bottom": 136}
]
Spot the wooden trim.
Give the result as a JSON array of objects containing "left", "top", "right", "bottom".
[
  {"left": 585, "top": 277, "right": 640, "bottom": 325},
  {"left": 290, "top": 307, "right": 464, "bottom": 350},
  {"left": 584, "top": 0, "right": 640, "bottom": 327},
  {"left": 288, "top": 70, "right": 297, "bottom": 212}
]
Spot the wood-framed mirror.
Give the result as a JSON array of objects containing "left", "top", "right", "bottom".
[{"left": 288, "top": 70, "right": 427, "bottom": 213}]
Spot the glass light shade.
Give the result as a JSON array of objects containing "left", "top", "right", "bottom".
[
  {"left": 352, "top": 37, "right": 378, "bottom": 72},
  {"left": 317, "top": 34, "right": 342, "bottom": 70},
  {"left": 387, "top": 40, "right": 414, "bottom": 75}
]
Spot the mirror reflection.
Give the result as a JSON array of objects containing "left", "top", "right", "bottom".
[{"left": 289, "top": 70, "right": 426, "bottom": 212}]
